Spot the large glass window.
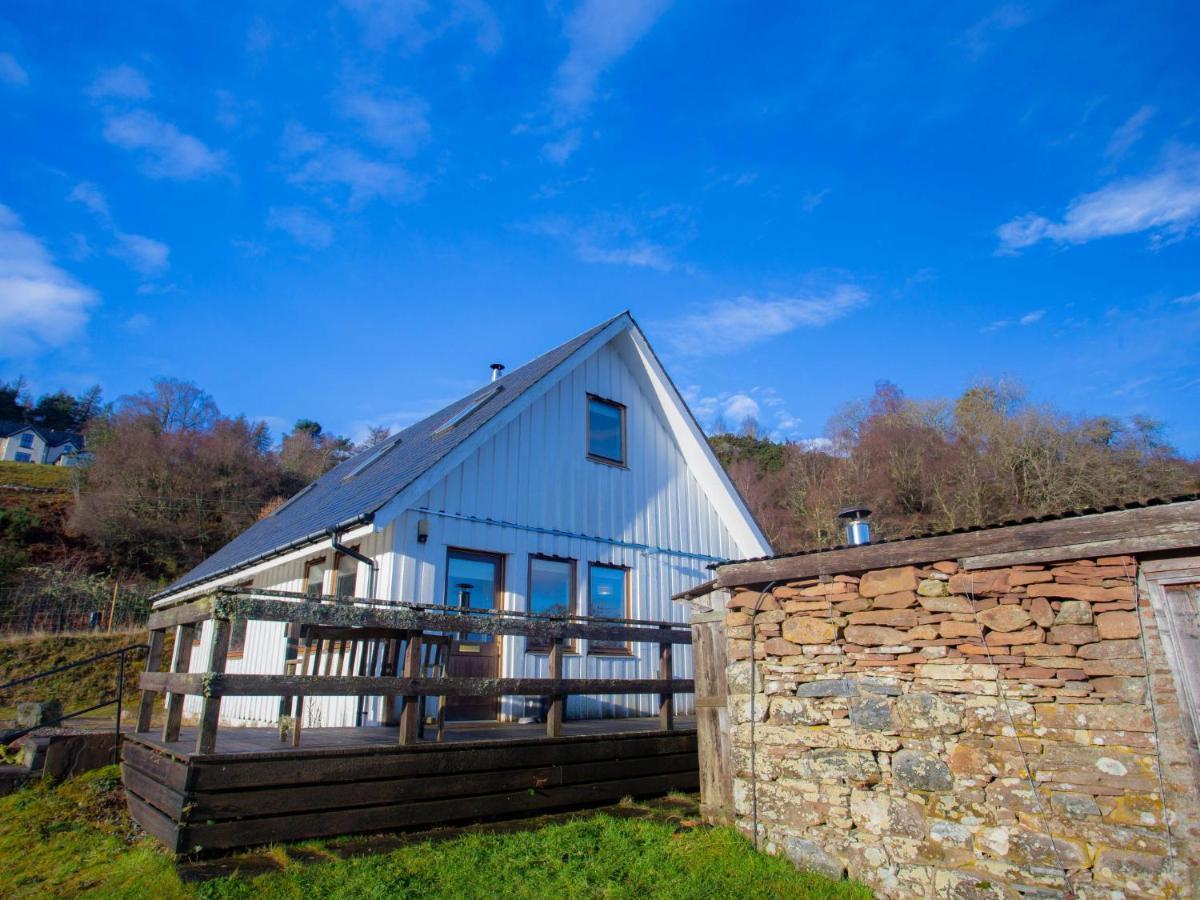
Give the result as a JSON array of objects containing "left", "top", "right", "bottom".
[
  {"left": 446, "top": 550, "right": 502, "bottom": 643},
  {"left": 587, "top": 396, "right": 625, "bottom": 465},
  {"left": 588, "top": 563, "right": 629, "bottom": 654},
  {"left": 304, "top": 557, "right": 329, "bottom": 596},
  {"left": 528, "top": 556, "right": 575, "bottom": 652},
  {"left": 334, "top": 552, "right": 359, "bottom": 597}
]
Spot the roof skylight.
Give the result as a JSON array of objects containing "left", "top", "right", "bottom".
[{"left": 433, "top": 386, "right": 503, "bottom": 436}]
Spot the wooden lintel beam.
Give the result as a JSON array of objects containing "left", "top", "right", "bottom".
[
  {"left": 716, "top": 500, "right": 1200, "bottom": 587},
  {"left": 139, "top": 671, "right": 694, "bottom": 699},
  {"left": 147, "top": 596, "right": 215, "bottom": 630}
]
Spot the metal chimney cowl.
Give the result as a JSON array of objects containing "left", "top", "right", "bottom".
[{"left": 837, "top": 505, "right": 872, "bottom": 546}]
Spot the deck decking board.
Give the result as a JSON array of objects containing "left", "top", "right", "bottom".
[{"left": 120, "top": 717, "right": 699, "bottom": 853}]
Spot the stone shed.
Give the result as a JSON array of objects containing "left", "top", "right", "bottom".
[{"left": 679, "top": 496, "right": 1200, "bottom": 898}]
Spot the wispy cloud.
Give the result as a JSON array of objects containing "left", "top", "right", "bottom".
[
  {"left": 529, "top": 214, "right": 675, "bottom": 271},
  {"left": 1173, "top": 290, "right": 1200, "bottom": 306},
  {"left": 68, "top": 181, "right": 111, "bottom": 220},
  {"left": 268, "top": 206, "right": 334, "bottom": 249},
  {"left": 0, "top": 203, "right": 98, "bottom": 353},
  {"left": 685, "top": 384, "right": 812, "bottom": 441},
  {"left": 958, "top": 4, "right": 1030, "bottom": 60},
  {"left": 1105, "top": 105, "right": 1155, "bottom": 160},
  {"left": 69, "top": 181, "right": 171, "bottom": 279},
  {"left": 982, "top": 308, "right": 1047, "bottom": 332},
  {"left": 102, "top": 109, "right": 224, "bottom": 180},
  {"left": 112, "top": 232, "right": 169, "bottom": 276},
  {"left": 88, "top": 64, "right": 151, "bottom": 101},
  {"left": 542, "top": 0, "right": 671, "bottom": 161},
  {"left": 997, "top": 147, "right": 1200, "bottom": 252},
  {"left": 284, "top": 123, "right": 421, "bottom": 207},
  {"left": 123, "top": 312, "right": 152, "bottom": 334},
  {"left": 664, "top": 289, "right": 867, "bottom": 357},
  {"left": 0, "top": 52, "right": 28, "bottom": 87},
  {"left": 341, "top": 91, "right": 430, "bottom": 155},
  {"left": 341, "top": 0, "right": 502, "bottom": 53}
]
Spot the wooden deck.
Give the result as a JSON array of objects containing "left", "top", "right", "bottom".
[{"left": 121, "top": 718, "right": 698, "bottom": 854}]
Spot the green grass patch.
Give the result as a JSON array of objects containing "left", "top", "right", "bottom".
[
  {"left": 0, "top": 631, "right": 158, "bottom": 722},
  {"left": 0, "top": 461, "right": 75, "bottom": 490},
  {"left": 0, "top": 769, "right": 871, "bottom": 899}
]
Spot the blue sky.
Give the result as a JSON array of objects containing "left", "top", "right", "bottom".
[{"left": 1, "top": 1, "right": 1198, "bottom": 452}]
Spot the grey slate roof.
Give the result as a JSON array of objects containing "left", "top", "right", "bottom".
[
  {"left": 0, "top": 419, "right": 83, "bottom": 448},
  {"left": 159, "top": 313, "right": 626, "bottom": 598}
]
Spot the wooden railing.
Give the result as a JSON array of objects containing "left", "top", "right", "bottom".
[{"left": 137, "top": 588, "right": 694, "bottom": 755}]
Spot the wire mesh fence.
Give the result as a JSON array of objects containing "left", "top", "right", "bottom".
[{"left": 0, "top": 568, "right": 155, "bottom": 636}]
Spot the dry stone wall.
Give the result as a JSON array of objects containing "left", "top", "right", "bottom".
[{"left": 724, "top": 555, "right": 1200, "bottom": 897}]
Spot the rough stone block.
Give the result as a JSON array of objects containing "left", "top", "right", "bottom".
[
  {"left": 894, "top": 749, "right": 953, "bottom": 792},
  {"left": 781, "top": 837, "right": 846, "bottom": 881},
  {"left": 845, "top": 625, "right": 911, "bottom": 646},
  {"left": 849, "top": 696, "right": 896, "bottom": 731},
  {"left": 1095, "top": 611, "right": 1140, "bottom": 640},
  {"left": 873, "top": 590, "right": 918, "bottom": 609},
  {"left": 1092, "top": 848, "right": 1165, "bottom": 888},
  {"left": 895, "top": 692, "right": 964, "bottom": 735},
  {"left": 977, "top": 605, "right": 1034, "bottom": 633},
  {"left": 1075, "top": 639, "right": 1142, "bottom": 659},
  {"left": 917, "top": 578, "right": 948, "bottom": 597},
  {"left": 859, "top": 566, "right": 920, "bottom": 598},
  {"left": 847, "top": 608, "right": 919, "bottom": 627},
  {"left": 949, "top": 570, "right": 1010, "bottom": 595},
  {"left": 1027, "top": 583, "right": 1133, "bottom": 603},
  {"left": 782, "top": 616, "right": 838, "bottom": 645},
  {"left": 918, "top": 595, "right": 974, "bottom": 614},
  {"left": 1048, "top": 624, "right": 1100, "bottom": 645}
]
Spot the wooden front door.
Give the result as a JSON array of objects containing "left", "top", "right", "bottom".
[{"left": 444, "top": 549, "right": 503, "bottom": 721}]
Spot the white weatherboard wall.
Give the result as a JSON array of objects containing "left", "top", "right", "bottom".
[
  {"left": 184, "top": 327, "right": 764, "bottom": 728},
  {"left": 389, "top": 336, "right": 751, "bottom": 720}
]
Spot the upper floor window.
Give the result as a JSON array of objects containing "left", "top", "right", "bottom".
[
  {"left": 18, "top": 432, "right": 34, "bottom": 449},
  {"left": 304, "top": 557, "right": 330, "bottom": 597},
  {"left": 587, "top": 395, "right": 625, "bottom": 465},
  {"left": 334, "top": 551, "right": 360, "bottom": 598}
]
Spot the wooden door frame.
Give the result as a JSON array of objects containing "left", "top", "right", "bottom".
[{"left": 444, "top": 546, "right": 506, "bottom": 719}]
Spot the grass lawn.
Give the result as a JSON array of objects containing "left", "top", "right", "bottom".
[
  {"left": 0, "top": 460, "right": 76, "bottom": 490},
  {"left": 0, "top": 767, "right": 871, "bottom": 899}
]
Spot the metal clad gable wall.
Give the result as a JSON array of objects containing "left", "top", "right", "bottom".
[{"left": 392, "top": 338, "right": 742, "bottom": 719}]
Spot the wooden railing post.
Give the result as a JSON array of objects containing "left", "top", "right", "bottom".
[
  {"left": 195, "top": 617, "right": 231, "bottom": 754},
  {"left": 398, "top": 631, "right": 423, "bottom": 745},
  {"left": 278, "top": 623, "right": 301, "bottom": 741},
  {"left": 161, "top": 622, "right": 196, "bottom": 743},
  {"left": 381, "top": 637, "right": 401, "bottom": 727},
  {"left": 135, "top": 628, "right": 166, "bottom": 733},
  {"left": 546, "top": 637, "right": 564, "bottom": 738},
  {"left": 658, "top": 641, "right": 673, "bottom": 732}
]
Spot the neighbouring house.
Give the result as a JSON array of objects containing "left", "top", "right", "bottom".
[
  {"left": 679, "top": 496, "right": 1200, "bottom": 897},
  {"left": 0, "top": 420, "right": 85, "bottom": 466},
  {"left": 153, "top": 311, "right": 771, "bottom": 729}
]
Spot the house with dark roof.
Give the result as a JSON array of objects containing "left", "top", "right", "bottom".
[
  {"left": 0, "top": 420, "right": 85, "bottom": 466},
  {"left": 163, "top": 312, "right": 771, "bottom": 728}
]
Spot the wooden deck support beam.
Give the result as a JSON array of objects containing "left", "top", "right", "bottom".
[
  {"left": 195, "top": 617, "right": 231, "bottom": 755},
  {"left": 135, "top": 628, "right": 166, "bottom": 733},
  {"left": 658, "top": 642, "right": 673, "bottom": 732},
  {"left": 546, "top": 637, "right": 564, "bottom": 738},
  {"left": 161, "top": 623, "right": 195, "bottom": 743},
  {"left": 398, "top": 632, "right": 423, "bottom": 746}
]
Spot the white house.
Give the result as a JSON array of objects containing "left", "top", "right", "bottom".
[
  {"left": 0, "top": 421, "right": 84, "bottom": 466},
  {"left": 155, "top": 312, "right": 770, "bottom": 727}
]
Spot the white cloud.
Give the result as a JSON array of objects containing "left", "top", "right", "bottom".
[
  {"left": 685, "top": 385, "right": 813, "bottom": 442},
  {"left": 541, "top": 129, "right": 581, "bottom": 166},
  {"left": 288, "top": 142, "right": 420, "bottom": 207},
  {"left": 959, "top": 4, "right": 1030, "bottom": 60},
  {"left": 552, "top": 0, "right": 671, "bottom": 119},
  {"left": 102, "top": 110, "right": 224, "bottom": 180},
  {"left": 112, "top": 232, "right": 170, "bottom": 276},
  {"left": 982, "top": 309, "right": 1046, "bottom": 333},
  {"left": 997, "top": 147, "right": 1200, "bottom": 252},
  {"left": 341, "top": 91, "right": 430, "bottom": 154},
  {"left": 341, "top": 0, "right": 502, "bottom": 53},
  {"left": 69, "top": 181, "right": 111, "bottom": 220},
  {"left": 664, "top": 289, "right": 868, "bottom": 356},
  {"left": 123, "top": 313, "right": 152, "bottom": 333},
  {"left": 1173, "top": 291, "right": 1200, "bottom": 305},
  {"left": 0, "top": 203, "right": 97, "bottom": 353},
  {"left": 268, "top": 206, "right": 334, "bottom": 249},
  {"left": 540, "top": 0, "right": 670, "bottom": 162},
  {"left": 530, "top": 215, "right": 674, "bottom": 271},
  {"left": 1105, "top": 105, "right": 1155, "bottom": 160},
  {"left": 0, "top": 52, "right": 29, "bottom": 87},
  {"left": 88, "top": 64, "right": 151, "bottom": 101}
]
